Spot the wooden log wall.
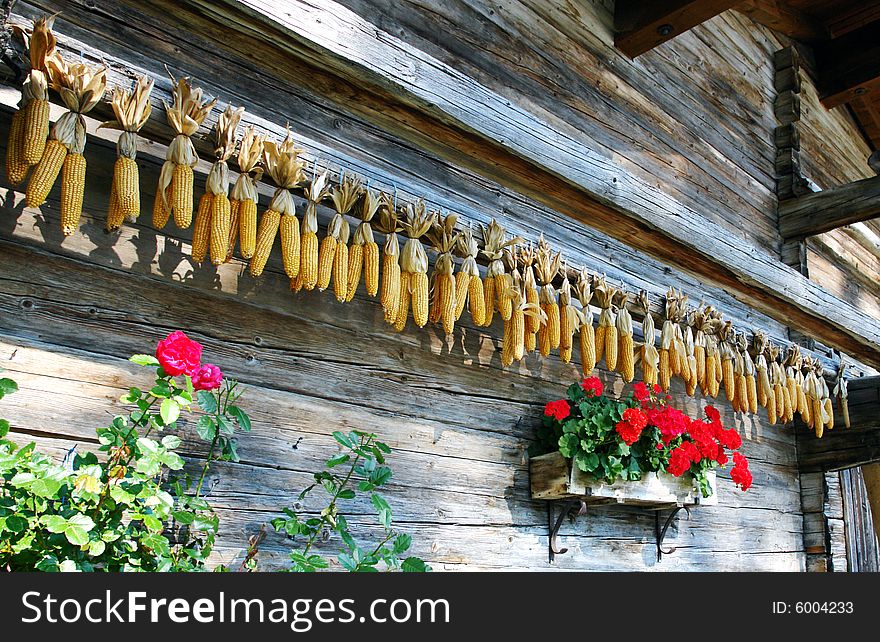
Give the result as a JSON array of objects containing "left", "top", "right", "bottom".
[{"left": 0, "top": 0, "right": 875, "bottom": 571}]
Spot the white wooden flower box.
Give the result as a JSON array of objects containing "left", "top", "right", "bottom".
[{"left": 530, "top": 451, "right": 717, "bottom": 507}]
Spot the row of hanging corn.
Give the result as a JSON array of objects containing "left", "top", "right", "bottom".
[{"left": 5, "top": 18, "right": 850, "bottom": 437}]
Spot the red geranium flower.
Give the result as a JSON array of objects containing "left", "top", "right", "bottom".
[
  {"left": 668, "top": 446, "right": 693, "bottom": 477},
  {"left": 719, "top": 428, "right": 742, "bottom": 450},
  {"left": 581, "top": 376, "right": 604, "bottom": 397},
  {"left": 632, "top": 382, "right": 651, "bottom": 403},
  {"left": 704, "top": 405, "right": 720, "bottom": 423},
  {"left": 156, "top": 331, "right": 202, "bottom": 377},
  {"left": 544, "top": 399, "right": 571, "bottom": 421},
  {"left": 653, "top": 384, "right": 662, "bottom": 394},
  {"left": 731, "top": 452, "right": 752, "bottom": 491}
]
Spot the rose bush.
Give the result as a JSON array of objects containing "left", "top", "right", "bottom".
[{"left": 532, "top": 377, "right": 751, "bottom": 496}]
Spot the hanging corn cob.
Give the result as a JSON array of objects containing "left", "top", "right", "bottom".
[
  {"left": 558, "top": 270, "right": 579, "bottom": 364},
  {"left": 732, "top": 333, "right": 749, "bottom": 413},
  {"left": 743, "top": 340, "right": 758, "bottom": 415},
  {"left": 534, "top": 240, "right": 562, "bottom": 357},
  {"left": 783, "top": 346, "right": 804, "bottom": 424},
  {"left": 26, "top": 57, "right": 106, "bottom": 237},
  {"left": 99, "top": 77, "right": 154, "bottom": 231},
  {"left": 427, "top": 213, "right": 460, "bottom": 336},
  {"left": 374, "top": 193, "right": 403, "bottom": 323},
  {"left": 816, "top": 361, "right": 834, "bottom": 432},
  {"left": 397, "top": 201, "right": 435, "bottom": 330},
  {"left": 634, "top": 291, "right": 659, "bottom": 388},
  {"left": 7, "top": 17, "right": 57, "bottom": 183},
  {"left": 575, "top": 269, "right": 596, "bottom": 376},
  {"left": 321, "top": 174, "right": 362, "bottom": 292},
  {"left": 153, "top": 75, "right": 215, "bottom": 229},
  {"left": 229, "top": 126, "right": 265, "bottom": 260},
  {"left": 658, "top": 291, "right": 677, "bottom": 392},
  {"left": 332, "top": 217, "right": 351, "bottom": 303},
  {"left": 592, "top": 277, "right": 619, "bottom": 371},
  {"left": 501, "top": 284, "right": 545, "bottom": 367},
  {"left": 683, "top": 324, "right": 697, "bottom": 396},
  {"left": 249, "top": 132, "right": 306, "bottom": 277},
  {"left": 615, "top": 292, "right": 635, "bottom": 382},
  {"left": 453, "top": 227, "right": 486, "bottom": 327},
  {"left": 833, "top": 362, "right": 850, "bottom": 429},
  {"left": 480, "top": 221, "right": 522, "bottom": 327},
  {"left": 347, "top": 188, "right": 381, "bottom": 301},
  {"left": 716, "top": 321, "right": 737, "bottom": 404},
  {"left": 203, "top": 106, "right": 243, "bottom": 265},
  {"left": 689, "top": 307, "right": 709, "bottom": 393},
  {"left": 520, "top": 244, "right": 542, "bottom": 353},
  {"left": 295, "top": 169, "right": 329, "bottom": 289}
]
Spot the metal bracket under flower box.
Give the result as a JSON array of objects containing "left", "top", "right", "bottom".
[{"left": 530, "top": 452, "right": 717, "bottom": 563}]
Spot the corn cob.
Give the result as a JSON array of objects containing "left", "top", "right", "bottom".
[
  {"left": 348, "top": 188, "right": 380, "bottom": 300},
  {"left": 153, "top": 183, "right": 171, "bottom": 228},
  {"left": 400, "top": 201, "right": 435, "bottom": 328},
  {"left": 503, "top": 285, "right": 543, "bottom": 366},
  {"left": 317, "top": 174, "right": 360, "bottom": 292},
  {"left": 817, "top": 368, "right": 833, "bottom": 432},
  {"left": 742, "top": 343, "right": 758, "bottom": 414},
  {"left": 520, "top": 245, "right": 542, "bottom": 353},
  {"left": 99, "top": 77, "right": 153, "bottom": 229},
  {"left": 375, "top": 194, "right": 403, "bottom": 321},
  {"left": 26, "top": 137, "right": 66, "bottom": 209},
  {"left": 227, "top": 198, "right": 241, "bottom": 262},
  {"left": 333, "top": 218, "right": 351, "bottom": 303},
  {"left": 797, "top": 368, "right": 809, "bottom": 426},
  {"left": 60, "top": 152, "right": 86, "bottom": 236},
  {"left": 155, "top": 75, "right": 215, "bottom": 229},
  {"left": 558, "top": 273, "right": 578, "bottom": 364},
  {"left": 575, "top": 270, "right": 596, "bottom": 375},
  {"left": 251, "top": 208, "right": 281, "bottom": 277},
  {"left": 298, "top": 170, "right": 329, "bottom": 290},
  {"left": 393, "top": 271, "right": 411, "bottom": 332},
  {"left": 18, "top": 18, "right": 57, "bottom": 168},
  {"left": 615, "top": 292, "right": 634, "bottom": 381},
  {"left": 107, "top": 178, "right": 124, "bottom": 232},
  {"left": 715, "top": 321, "right": 736, "bottom": 403},
  {"left": 318, "top": 211, "right": 344, "bottom": 292},
  {"left": 689, "top": 307, "right": 709, "bottom": 392},
  {"left": 658, "top": 297, "right": 675, "bottom": 392},
  {"left": 635, "top": 291, "right": 659, "bottom": 387},
  {"left": 5, "top": 105, "right": 29, "bottom": 186},
  {"left": 480, "top": 220, "right": 523, "bottom": 328},
  {"left": 231, "top": 126, "right": 266, "bottom": 260},
  {"left": 454, "top": 227, "right": 483, "bottom": 326},
  {"left": 201, "top": 105, "right": 242, "bottom": 265},
  {"left": 833, "top": 363, "right": 850, "bottom": 429},
  {"left": 427, "top": 213, "right": 460, "bottom": 335},
  {"left": 497, "top": 248, "right": 518, "bottom": 323},
  {"left": 683, "top": 325, "right": 698, "bottom": 395},
  {"left": 191, "top": 193, "right": 213, "bottom": 263},
  {"left": 534, "top": 238, "right": 562, "bottom": 357}
]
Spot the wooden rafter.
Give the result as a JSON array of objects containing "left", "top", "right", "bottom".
[
  {"left": 798, "top": 376, "right": 880, "bottom": 472},
  {"left": 779, "top": 175, "right": 880, "bottom": 239},
  {"left": 815, "top": 21, "right": 880, "bottom": 109},
  {"left": 613, "top": 0, "right": 740, "bottom": 58},
  {"left": 736, "top": 0, "right": 830, "bottom": 43}
]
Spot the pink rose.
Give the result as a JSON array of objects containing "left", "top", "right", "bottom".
[
  {"left": 192, "top": 363, "right": 223, "bottom": 391},
  {"left": 156, "top": 331, "right": 202, "bottom": 377}
]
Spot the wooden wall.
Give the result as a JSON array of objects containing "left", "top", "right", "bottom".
[{"left": 0, "top": 0, "right": 874, "bottom": 571}]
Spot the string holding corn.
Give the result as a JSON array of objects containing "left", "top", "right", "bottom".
[
  {"left": 6, "top": 17, "right": 57, "bottom": 185},
  {"left": 426, "top": 212, "right": 461, "bottom": 335},
  {"left": 249, "top": 130, "right": 306, "bottom": 278},
  {"left": 615, "top": 291, "right": 635, "bottom": 382},
  {"left": 575, "top": 269, "right": 596, "bottom": 376},
  {"left": 534, "top": 238, "right": 562, "bottom": 358},
  {"left": 153, "top": 75, "right": 215, "bottom": 230},
  {"left": 635, "top": 291, "right": 659, "bottom": 388},
  {"left": 480, "top": 220, "right": 522, "bottom": 327},
  {"left": 347, "top": 188, "right": 381, "bottom": 301},
  {"left": 833, "top": 362, "right": 850, "bottom": 429},
  {"left": 520, "top": 244, "right": 542, "bottom": 353},
  {"left": 26, "top": 55, "right": 106, "bottom": 237},
  {"left": 453, "top": 226, "right": 486, "bottom": 327},
  {"left": 398, "top": 200, "right": 435, "bottom": 330},
  {"left": 99, "top": 77, "right": 154, "bottom": 231},
  {"left": 558, "top": 268, "right": 579, "bottom": 365},
  {"left": 229, "top": 125, "right": 265, "bottom": 260},
  {"left": 320, "top": 174, "right": 362, "bottom": 292},
  {"left": 374, "top": 193, "right": 403, "bottom": 323}
]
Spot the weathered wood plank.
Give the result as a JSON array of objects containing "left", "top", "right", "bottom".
[{"left": 779, "top": 175, "right": 880, "bottom": 239}]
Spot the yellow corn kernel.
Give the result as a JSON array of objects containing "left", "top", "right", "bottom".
[
  {"left": 346, "top": 244, "right": 363, "bottom": 302},
  {"left": 767, "top": 393, "right": 777, "bottom": 426},
  {"left": 239, "top": 199, "right": 257, "bottom": 259},
  {"left": 747, "top": 376, "right": 758, "bottom": 414},
  {"left": 301, "top": 231, "right": 319, "bottom": 290},
  {"left": 580, "top": 324, "right": 596, "bottom": 375},
  {"left": 280, "top": 214, "right": 301, "bottom": 280},
  {"left": 525, "top": 287, "right": 540, "bottom": 335},
  {"left": 316, "top": 235, "right": 337, "bottom": 291},
  {"left": 659, "top": 349, "right": 671, "bottom": 392},
  {"left": 497, "top": 275, "right": 512, "bottom": 321},
  {"left": 153, "top": 182, "right": 171, "bottom": 229},
  {"left": 226, "top": 198, "right": 241, "bottom": 262},
  {"left": 5, "top": 109, "right": 29, "bottom": 186},
  {"left": 823, "top": 397, "right": 834, "bottom": 431},
  {"left": 438, "top": 273, "right": 456, "bottom": 336},
  {"left": 429, "top": 276, "right": 442, "bottom": 325},
  {"left": 250, "top": 209, "right": 281, "bottom": 277},
  {"left": 363, "top": 242, "right": 379, "bottom": 297},
  {"left": 60, "top": 153, "right": 86, "bottom": 236},
  {"left": 594, "top": 325, "right": 606, "bottom": 364},
  {"left": 619, "top": 334, "right": 634, "bottom": 382},
  {"left": 694, "top": 345, "right": 706, "bottom": 390},
  {"left": 381, "top": 253, "right": 400, "bottom": 319},
  {"left": 114, "top": 156, "right": 140, "bottom": 221},
  {"left": 191, "top": 193, "right": 213, "bottom": 263},
  {"left": 812, "top": 397, "right": 823, "bottom": 436},
  {"left": 210, "top": 193, "right": 231, "bottom": 266},
  {"left": 735, "top": 374, "right": 747, "bottom": 413},
  {"left": 290, "top": 272, "right": 303, "bottom": 293},
  {"left": 171, "top": 163, "right": 194, "bottom": 228},
  {"left": 604, "top": 325, "right": 618, "bottom": 371},
  {"left": 723, "top": 359, "right": 735, "bottom": 403},
  {"left": 783, "top": 387, "right": 793, "bottom": 424},
  {"left": 393, "top": 271, "right": 410, "bottom": 331},
  {"left": 454, "top": 271, "right": 470, "bottom": 321},
  {"left": 503, "top": 311, "right": 524, "bottom": 366},
  {"left": 26, "top": 138, "right": 66, "bottom": 208},
  {"left": 560, "top": 310, "right": 574, "bottom": 364},
  {"left": 22, "top": 99, "right": 49, "bottom": 166},
  {"left": 775, "top": 384, "right": 785, "bottom": 417},
  {"left": 798, "top": 387, "right": 809, "bottom": 424},
  {"left": 107, "top": 178, "right": 124, "bottom": 232},
  {"left": 482, "top": 276, "right": 495, "bottom": 327},
  {"left": 334, "top": 240, "right": 349, "bottom": 303},
  {"left": 468, "top": 275, "right": 486, "bottom": 328},
  {"left": 411, "top": 272, "right": 429, "bottom": 328},
  {"left": 703, "top": 354, "right": 716, "bottom": 396}
]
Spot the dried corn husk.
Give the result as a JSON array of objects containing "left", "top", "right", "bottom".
[
  {"left": 229, "top": 126, "right": 266, "bottom": 260},
  {"left": 375, "top": 193, "right": 404, "bottom": 322},
  {"left": 427, "top": 212, "right": 461, "bottom": 335},
  {"left": 558, "top": 270, "right": 578, "bottom": 364},
  {"left": 616, "top": 292, "right": 635, "bottom": 382},
  {"left": 833, "top": 362, "right": 850, "bottom": 429},
  {"left": 399, "top": 200, "right": 435, "bottom": 329},
  {"left": 635, "top": 291, "right": 659, "bottom": 388},
  {"left": 501, "top": 284, "right": 545, "bottom": 366},
  {"left": 534, "top": 237, "right": 562, "bottom": 357},
  {"left": 480, "top": 220, "right": 523, "bottom": 327},
  {"left": 320, "top": 174, "right": 363, "bottom": 292},
  {"left": 454, "top": 227, "right": 486, "bottom": 327},
  {"left": 348, "top": 187, "right": 381, "bottom": 300},
  {"left": 521, "top": 244, "right": 542, "bottom": 353}
]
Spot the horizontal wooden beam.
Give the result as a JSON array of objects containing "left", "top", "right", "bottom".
[
  {"left": 779, "top": 175, "right": 880, "bottom": 238},
  {"left": 798, "top": 376, "right": 880, "bottom": 472},
  {"left": 736, "top": 0, "right": 829, "bottom": 43},
  {"left": 614, "top": 0, "right": 740, "bottom": 58},
  {"left": 816, "top": 21, "right": 880, "bottom": 109}
]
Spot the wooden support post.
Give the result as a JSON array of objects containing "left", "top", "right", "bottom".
[{"left": 778, "top": 175, "right": 880, "bottom": 239}]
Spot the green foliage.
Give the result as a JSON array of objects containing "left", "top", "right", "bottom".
[
  {"left": 0, "top": 357, "right": 251, "bottom": 572},
  {"left": 271, "top": 431, "right": 430, "bottom": 573}
]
